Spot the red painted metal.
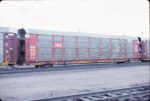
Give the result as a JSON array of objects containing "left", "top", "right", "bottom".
[
  {"left": 145, "top": 41, "right": 148, "bottom": 57},
  {"left": 3, "top": 33, "right": 19, "bottom": 63},
  {"left": 141, "top": 41, "right": 148, "bottom": 58},
  {"left": 25, "top": 34, "right": 38, "bottom": 62},
  {"left": 134, "top": 40, "right": 139, "bottom": 59}
]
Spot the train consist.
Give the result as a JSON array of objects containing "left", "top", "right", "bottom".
[{"left": 0, "top": 27, "right": 149, "bottom": 67}]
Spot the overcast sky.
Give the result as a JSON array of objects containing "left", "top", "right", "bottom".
[{"left": 0, "top": 0, "right": 149, "bottom": 38}]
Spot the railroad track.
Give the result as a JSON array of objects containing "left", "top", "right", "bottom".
[
  {"left": 0, "top": 62, "right": 149, "bottom": 74},
  {"left": 33, "top": 85, "right": 150, "bottom": 101}
]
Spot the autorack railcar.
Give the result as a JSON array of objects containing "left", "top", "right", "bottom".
[{"left": 0, "top": 27, "right": 149, "bottom": 67}]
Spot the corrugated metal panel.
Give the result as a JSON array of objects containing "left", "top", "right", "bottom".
[
  {"left": 55, "top": 48, "right": 62, "bottom": 60},
  {"left": 64, "top": 42, "right": 76, "bottom": 48},
  {"left": 38, "top": 48, "right": 51, "bottom": 61},
  {"left": 78, "top": 42, "right": 88, "bottom": 48},
  {"left": 65, "top": 48, "right": 76, "bottom": 60},
  {"left": 78, "top": 37, "right": 89, "bottom": 59},
  {"left": 64, "top": 36, "right": 76, "bottom": 43},
  {"left": 78, "top": 48, "right": 88, "bottom": 59},
  {"left": 38, "top": 35, "right": 52, "bottom": 61},
  {"left": 102, "top": 39, "right": 110, "bottom": 49},
  {"left": 38, "top": 35, "right": 52, "bottom": 42},
  {"left": 120, "top": 40, "right": 126, "bottom": 59},
  {"left": 38, "top": 35, "right": 52, "bottom": 47},
  {"left": 141, "top": 41, "right": 147, "bottom": 58},
  {"left": 90, "top": 38, "right": 100, "bottom": 48},
  {"left": 102, "top": 49, "right": 110, "bottom": 59},
  {"left": 54, "top": 36, "right": 62, "bottom": 42},
  {"left": 90, "top": 49, "right": 100, "bottom": 59},
  {"left": 64, "top": 36, "right": 76, "bottom": 48},
  {"left": 127, "top": 40, "right": 134, "bottom": 58},
  {"left": 78, "top": 37, "right": 89, "bottom": 48},
  {"left": 120, "top": 53, "right": 126, "bottom": 58},
  {"left": 146, "top": 41, "right": 150, "bottom": 58},
  {"left": 78, "top": 37, "right": 88, "bottom": 43},
  {"left": 112, "top": 40, "right": 119, "bottom": 59},
  {"left": 101, "top": 39, "right": 110, "bottom": 59},
  {"left": 38, "top": 42, "right": 52, "bottom": 48}
]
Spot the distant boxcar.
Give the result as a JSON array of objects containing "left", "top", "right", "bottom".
[{"left": 0, "top": 32, "right": 19, "bottom": 66}]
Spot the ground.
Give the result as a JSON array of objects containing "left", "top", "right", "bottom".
[{"left": 0, "top": 64, "right": 149, "bottom": 101}]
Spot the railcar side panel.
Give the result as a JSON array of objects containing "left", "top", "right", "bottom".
[
  {"left": 101, "top": 38, "right": 110, "bottom": 59},
  {"left": 25, "top": 34, "right": 38, "bottom": 62},
  {"left": 141, "top": 40, "right": 150, "bottom": 59},
  {"left": 126, "top": 40, "right": 134, "bottom": 59},
  {"left": 64, "top": 36, "right": 76, "bottom": 60},
  {"left": 25, "top": 33, "right": 144, "bottom": 65},
  {"left": 147, "top": 41, "right": 150, "bottom": 58},
  {"left": 38, "top": 35, "right": 52, "bottom": 61},
  {"left": 4, "top": 33, "right": 19, "bottom": 63},
  {"left": 0, "top": 33, "right": 19, "bottom": 65}
]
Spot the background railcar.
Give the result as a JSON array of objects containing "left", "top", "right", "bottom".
[{"left": 0, "top": 32, "right": 19, "bottom": 66}]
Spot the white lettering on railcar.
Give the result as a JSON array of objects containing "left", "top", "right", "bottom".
[{"left": 30, "top": 45, "right": 36, "bottom": 60}]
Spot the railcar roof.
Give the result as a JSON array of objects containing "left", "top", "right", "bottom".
[
  {"left": 0, "top": 27, "right": 17, "bottom": 33},
  {"left": 27, "top": 28, "right": 137, "bottom": 40},
  {"left": 0, "top": 27, "right": 149, "bottom": 40}
]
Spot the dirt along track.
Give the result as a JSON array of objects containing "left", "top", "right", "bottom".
[
  {"left": 0, "top": 62, "right": 149, "bottom": 101},
  {"left": 0, "top": 62, "right": 149, "bottom": 74}
]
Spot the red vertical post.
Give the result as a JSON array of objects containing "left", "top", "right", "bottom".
[
  {"left": 52, "top": 35, "right": 55, "bottom": 61},
  {"left": 134, "top": 40, "right": 136, "bottom": 58},
  {"left": 62, "top": 36, "right": 65, "bottom": 60},
  {"left": 28, "top": 34, "right": 38, "bottom": 61},
  {"left": 76, "top": 36, "right": 79, "bottom": 60},
  {"left": 88, "top": 37, "right": 91, "bottom": 60},
  {"left": 36, "top": 35, "right": 39, "bottom": 61},
  {"left": 110, "top": 39, "right": 113, "bottom": 59},
  {"left": 134, "top": 40, "right": 139, "bottom": 59}
]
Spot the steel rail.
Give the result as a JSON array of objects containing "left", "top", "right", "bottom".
[{"left": 32, "top": 85, "right": 150, "bottom": 101}]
